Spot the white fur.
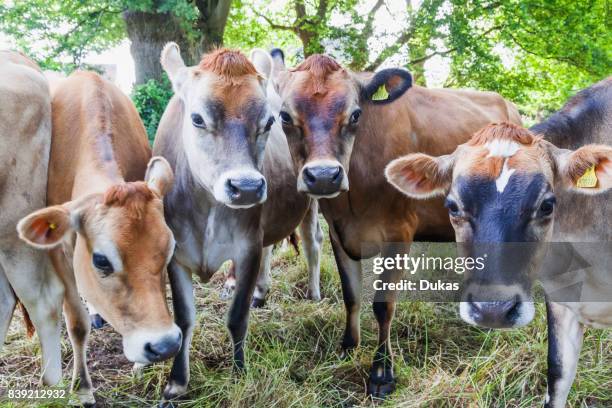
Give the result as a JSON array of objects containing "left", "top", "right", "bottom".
[
  {"left": 486, "top": 139, "right": 520, "bottom": 158},
  {"left": 495, "top": 159, "right": 516, "bottom": 193}
]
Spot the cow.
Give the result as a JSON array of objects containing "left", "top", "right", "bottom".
[
  {"left": 221, "top": 48, "right": 323, "bottom": 304},
  {"left": 153, "top": 44, "right": 322, "bottom": 403},
  {"left": 0, "top": 51, "right": 63, "bottom": 390},
  {"left": 386, "top": 84, "right": 612, "bottom": 406},
  {"left": 15, "top": 71, "right": 181, "bottom": 406},
  {"left": 272, "top": 52, "right": 522, "bottom": 398}
]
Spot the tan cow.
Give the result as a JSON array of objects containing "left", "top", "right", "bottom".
[
  {"left": 0, "top": 51, "right": 63, "bottom": 387},
  {"left": 16, "top": 71, "right": 180, "bottom": 406},
  {"left": 273, "top": 52, "right": 522, "bottom": 398}
]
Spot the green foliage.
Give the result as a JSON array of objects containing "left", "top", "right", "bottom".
[{"left": 131, "top": 75, "right": 173, "bottom": 144}]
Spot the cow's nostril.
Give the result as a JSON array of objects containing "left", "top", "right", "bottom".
[
  {"left": 303, "top": 168, "right": 316, "bottom": 184},
  {"left": 331, "top": 166, "right": 342, "bottom": 182},
  {"left": 227, "top": 180, "right": 241, "bottom": 197}
]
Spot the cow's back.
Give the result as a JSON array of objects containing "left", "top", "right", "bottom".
[
  {"left": 47, "top": 71, "right": 151, "bottom": 205},
  {"left": 0, "top": 52, "right": 51, "bottom": 241}
]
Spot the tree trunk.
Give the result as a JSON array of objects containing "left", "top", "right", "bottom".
[
  {"left": 123, "top": 11, "right": 197, "bottom": 85},
  {"left": 194, "top": 0, "right": 232, "bottom": 53}
]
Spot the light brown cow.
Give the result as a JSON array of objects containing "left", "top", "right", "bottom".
[
  {"left": 0, "top": 51, "right": 62, "bottom": 387},
  {"left": 16, "top": 71, "right": 180, "bottom": 406},
  {"left": 273, "top": 53, "right": 522, "bottom": 398}
]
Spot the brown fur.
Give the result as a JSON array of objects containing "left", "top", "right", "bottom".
[
  {"left": 291, "top": 54, "right": 344, "bottom": 95},
  {"left": 468, "top": 122, "right": 538, "bottom": 146},
  {"left": 17, "top": 300, "right": 35, "bottom": 338},
  {"left": 199, "top": 48, "right": 260, "bottom": 82},
  {"left": 103, "top": 182, "right": 155, "bottom": 219}
]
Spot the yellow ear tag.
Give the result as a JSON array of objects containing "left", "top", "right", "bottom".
[
  {"left": 372, "top": 84, "right": 389, "bottom": 101},
  {"left": 48, "top": 222, "right": 57, "bottom": 230},
  {"left": 576, "top": 164, "right": 597, "bottom": 188}
]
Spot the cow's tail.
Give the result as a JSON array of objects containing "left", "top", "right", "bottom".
[
  {"left": 14, "top": 293, "right": 35, "bottom": 338},
  {"left": 289, "top": 232, "right": 300, "bottom": 255}
]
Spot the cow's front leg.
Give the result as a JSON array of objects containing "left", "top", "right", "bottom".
[
  {"left": 299, "top": 199, "right": 323, "bottom": 301},
  {"left": 162, "top": 262, "right": 195, "bottom": 403},
  {"left": 228, "top": 246, "right": 262, "bottom": 371},
  {"left": 330, "top": 232, "right": 362, "bottom": 356},
  {"left": 50, "top": 248, "right": 95, "bottom": 406},
  {"left": 545, "top": 302, "right": 584, "bottom": 408},
  {"left": 252, "top": 245, "right": 272, "bottom": 307},
  {"left": 0, "top": 265, "right": 16, "bottom": 347},
  {"left": 367, "top": 244, "right": 404, "bottom": 399}
]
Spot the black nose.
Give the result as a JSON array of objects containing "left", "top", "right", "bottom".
[
  {"left": 226, "top": 177, "right": 266, "bottom": 206},
  {"left": 143, "top": 333, "right": 182, "bottom": 362},
  {"left": 468, "top": 295, "right": 520, "bottom": 328},
  {"left": 302, "top": 166, "right": 343, "bottom": 195}
]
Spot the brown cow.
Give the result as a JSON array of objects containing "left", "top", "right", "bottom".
[
  {"left": 273, "top": 52, "right": 521, "bottom": 398},
  {"left": 16, "top": 71, "right": 180, "bottom": 406}
]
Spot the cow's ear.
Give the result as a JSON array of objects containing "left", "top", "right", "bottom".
[
  {"left": 385, "top": 153, "right": 454, "bottom": 199},
  {"left": 360, "top": 68, "right": 412, "bottom": 104},
  {"left": 161, "top": 42, "right": 188, "bottom": 94},
  {"left": 146, "top": 156, "right": 174, "bottom": 197},
  {"left": 17, "top": 206, "right": 73, "bottom": 249},
  {"left": 550, "top": 143, "right": 612, "bottom": 194}
]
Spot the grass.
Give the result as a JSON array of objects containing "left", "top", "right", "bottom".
[{"left": 1, "top": 220, "right": 610, "bottom": 407}]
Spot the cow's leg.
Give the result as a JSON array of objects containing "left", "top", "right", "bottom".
[
  {"left": 367, "top": 243, "right": 404, "bottom": 399},
  {"left": 228, "top": 246, "right": 261, "bottom": 371},
  {"left": 220, "top": 262, "right": 236, "bottom": 300},
  {"left": 299, "top": 199, "right": 323, "bottom": 301},
  {"left": 329, "top": 231, "right": 362, "bottom": 356},
  {"left": 252, "top": 245, "right": 273, "bottom": 308},
  {"left": 86, "top": 302, "right": 106, "bottom": 329},
  {"left": 1, "top": 245, "right": 64, "bottom": 386},
  {"left": 0, "top": 265, "right": 16, "bottom": 348},
  {"left": 545, "top": 302, "right": 584, "bottom": 408},
  {"left": 49, "top": 248, "right": 95, "bottom": 406},
  {"left": 163, "top": 262, "right": 195, "bottom": 402}
]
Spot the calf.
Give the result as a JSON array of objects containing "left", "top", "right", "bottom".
[
  {"left": 153, "top": 44, "right": 318, "bottom": 402},
  {"left": 0, "top": 51, "right": 62, "bottom": 388},
  {"left": 386, "top": 104, "right": 612, "bottom": 405},
  {"left": 273, "top": 52, "right": 522, "bottom": 397},
  {"left": 16, "top": 71, "right": 180, "bottom": 406}
]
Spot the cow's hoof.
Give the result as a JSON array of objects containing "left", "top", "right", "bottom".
[
  {"left": 161, "top": 382, "right": 187, "bottom": 406},
  {"left": 90, "top": 314, "right": 107, "bottom": 329},
  {"left": 367, "top": 367, "right": 396, "bottom": 400},
  {"left": 251, "top": 297, "right": 266, "bottom": 308},
  {"left": 339, "top": 347, "right": 355, "bottom": 360},
  {"left": 307, "top": 291, "right": 321, "bottom": 301}
]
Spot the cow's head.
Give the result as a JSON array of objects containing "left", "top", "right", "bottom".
[
  {"left": 386, "top": 122, "right": 612, "bottom": 328},
  {"left": 161, "top": 43, "right": 275, "bottom": 209},
  {"left": 18, "top": 157, "right": 182, "bottom": 364},
  {"left": 274, "top": 53, "right": 412, "bottom": 198}
]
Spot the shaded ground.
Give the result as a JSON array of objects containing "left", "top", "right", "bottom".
[{"left": 1, "top": 221, "right": 610, "bottom": 407}]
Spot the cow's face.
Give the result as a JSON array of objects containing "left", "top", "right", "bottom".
[
  {"left": 386, "top": 122, "right": 612, "bottom": 328},
  {"left": 162, "top": 43, "right": 275, "bottom": 209},
  {"left": 275, "top": 55, "right": 412, "bottom": 198},
  {"left": 18, "top": 158, "right": 182, "bottom": 364}
]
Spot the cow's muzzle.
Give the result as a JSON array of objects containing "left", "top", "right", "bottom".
[
  {"left": 226, "top": 177, "right": 266, "bottom": 207},
  {"left": 299, "top": 161, "right": 348, "bottom": 198},
  {"left": 123, "top": 324, "right": 182, "bottom": 364}
]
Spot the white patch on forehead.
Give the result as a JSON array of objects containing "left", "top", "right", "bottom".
[
  {"left": 496, "top": 159, "right": 516, "bottom": 193},
  {"left": 486, "top": 139, "right": 520, "bottom": 158}
]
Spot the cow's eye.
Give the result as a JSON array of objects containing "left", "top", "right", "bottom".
[
  {"left": 279, "top": 111, "right": 293, "bottom": 125},
  {"left": 92, "top": 253, "right": 114, "bottom": 275},
  {"left": 349, "top": 109, "right": 362, "bottom": 124},
  {"left": 191, "top": 113, "right": 206, "bottom": 129},
  {"left": 263, "top": 116, "right": 275, "bottom": 132},
  {"left": 538, "top": 197, "right": 555, "bottom": 217},
  {"left": 445, "top": 198, "right": 460, "bottom": 217}
]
